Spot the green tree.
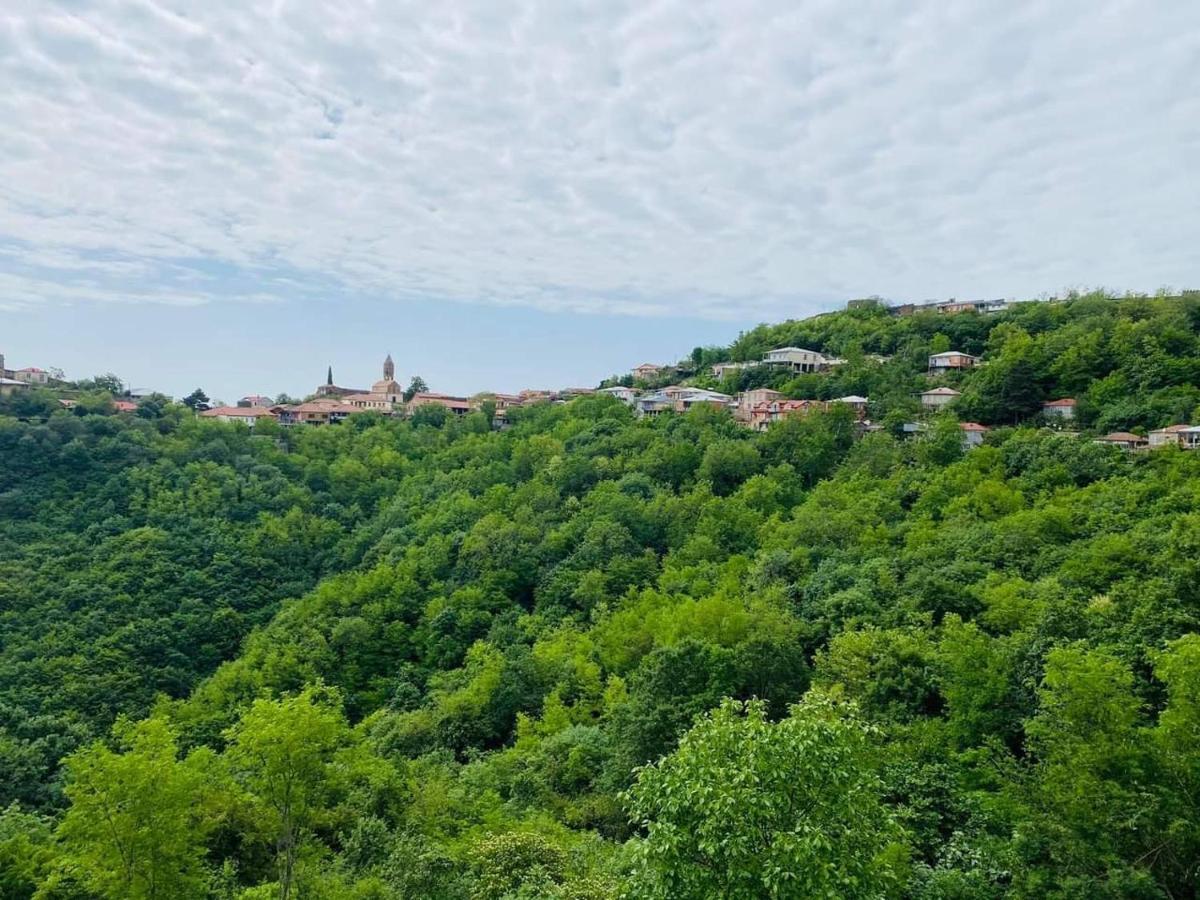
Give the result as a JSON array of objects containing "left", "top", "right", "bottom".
[
  {"left": 404, "top": 376, "right": 429, "bottom": 402},
  {"left": 54, "top": 717, "right": 221, "bottom": 900},
  {"left": 697, "top": 440, "right": 761, "bottom": 496},
  {"left": 181, "top": 388, "right": 210, "bottom": 411},
  {"left": 0, "top": 803, "right": 54, "bottom": 900},
  {"left": 625, "top": 695, "right": 902, "bottom": 899},
  {"left": 224, "top": 686, "right": 352, "bottom": 900}
]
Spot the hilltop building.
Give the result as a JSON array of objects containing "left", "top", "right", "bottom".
[
  {"left": 600, "top": 386, "right": 638, "bottom": 405},
  {"left": 408, "top": 392, "right": 472, "bottom": 416},
  {"left": 315, "top": 365, "right": 366, "bottom": 398},
  {"left": 315, "top": 355, "right": 401, "bottom": 408},
  {"left": 0, "top": 353, "right": 51, "bottom": 388},
  {"left": 928, "top": 351, "right": 980, "bottom": 374},
  {"left": 201, "top": 406, "right": 278, "bottom": 426},
  {"left": 631, "top": 363, "right": 663, "bottom": 381},
  {"left": 762, "top": 347, "right": 843, "bottom": 373}
]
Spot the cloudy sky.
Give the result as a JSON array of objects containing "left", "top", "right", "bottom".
[{"left": 2, "top": 0, "right": 1198, "bottom": 399}]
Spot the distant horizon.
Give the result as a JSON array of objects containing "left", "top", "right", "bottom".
[{"left": 5, "top": 286, "right": 1195, "bottom": 403}]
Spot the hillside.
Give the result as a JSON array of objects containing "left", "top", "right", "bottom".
[{"left": 2, "top": 291, "right": 1200, "bottom": 899}]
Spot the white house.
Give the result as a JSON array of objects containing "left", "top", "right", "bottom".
[
  {"left": 711, "top": 361, "right": 761, "bottom": 379},
  {"left": 1042, "top": 398, "right": 1077, "bottom": 420},
  {"left": 960, "top": 422, "right": 989, "bottom": 449},
  {"left": 921, "top": 387, "right": 961, "bottom": 410},
  {"left": 762, "top": 347, "right": 838, "bottom": 373},
  {"left": 599, "top": 386, "right": 638, "bottom": 405},
  {"left": 1148, "top": 424, "right": 1195, "bottom": 448},
  {"left": 14, "top": 367, "right": 50, "bottom": 385}
]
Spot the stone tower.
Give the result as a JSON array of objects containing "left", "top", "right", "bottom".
[
  {"left": 327, "top": 365, "right": 334, "bottom": 386},
  {"left": 383, "top": 353, "right": 394, "bottom": 382}
]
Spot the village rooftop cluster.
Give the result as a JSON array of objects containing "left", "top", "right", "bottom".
[{"left": 4, "top": 295, "right": 1199, "bottom": 452}]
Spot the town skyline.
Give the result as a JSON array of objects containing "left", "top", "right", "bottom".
[{"left": 2, "top": 293, "right": 747, "bottom": 402}]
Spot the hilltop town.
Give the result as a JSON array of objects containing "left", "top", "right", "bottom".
[{"left": 5, "top": 292, "right": 1198, "bottom": 453}]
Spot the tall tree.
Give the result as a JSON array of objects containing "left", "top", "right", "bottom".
[
  {"left": 181, "top": 388, "right": 210, "bottom": 411},
  {"left": 224, "top": 686, "right": 351, "bottom": 900},
  {"left": 404, "top": 375, "right": 429, "bottom": 402}
]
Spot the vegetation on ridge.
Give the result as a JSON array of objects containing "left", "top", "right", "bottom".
[{"left": 1, "top": 291, "right": 1200, "bottom": 898}]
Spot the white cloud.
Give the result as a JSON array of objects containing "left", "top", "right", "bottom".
[{"left": 0, "top": 0, "right": 1197, "bottom": 319}]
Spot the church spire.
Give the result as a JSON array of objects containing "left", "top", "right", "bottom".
[
  {"left": 383, "top": 353, "right": 395, "bottom": 381},
  {"left": 326, "top": 365, "right": 333, "bottom": 386}
]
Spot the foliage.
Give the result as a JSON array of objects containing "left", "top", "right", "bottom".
[
  {"left": 2, "top": 292, "right": 1200, "bottom": 896},
  {"left": 626, "top": 696, "right": 902, "bottom": 899}
]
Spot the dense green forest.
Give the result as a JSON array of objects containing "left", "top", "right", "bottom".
[{"left": 2, "top": 292, "right": 1200, "bottom": 899}]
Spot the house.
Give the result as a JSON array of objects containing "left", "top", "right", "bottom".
[
  {"left": 239, "top": 395, "right": 274, "bottom": 408},
  {"left": 735, "top": 388, "right": 783, "bottom": 423},
  {"left": 631, "top": 363, "right": 663, "bottom": 381},
  {"left": 519, "top": 389, "right": 554, "bottom": 404},
  {"left": 14, "top": 367, "right": 50, "bottom": 385},
  {"left": 920, "top": 387, "right": 961, "bottom": 410},
  {"left": 282, "top": 399, "right": 357, "bottom": 426},
  {"left": 928, "top": 351, "right": 980, "bottom": 374},
  {"left": 1148, "top": 424, "right": 1194, "bottom": 448},
  {"left": 407, "top": 392, "right": 472, "bottom": 416},
  {"left": 492, "top": 393, "right": 525, "bottom": 408},
  {"left": 200, "top": 406, "right": 278, "bottom": 426},
  {"left": 343, "top": 393, "right": 397, "bottom": 412},
  {"left": 1042, "top": 398, "right": 1077, "bottom": 420},
  {"left": 1182, "top": 427, "right": 1200, "bottom": 450},
  {"left": 672, "top": 388, "right": 732, "bottom": 413},
  {"left": 112, "top": 400, "right": 139, "bottom": 413},
  {"left": 749, "top": 399, "right": 827, "bottom": 431},
  {"left": 1096, "top": 432, "right": 1148, "bottom": 451},
  {"left": 711, "top": 361, "right": 761, "bottom": 379},
  {"left": 832, "top": 395, "right": 869, "bottom": 419},
  {"left": 475, "top": 392, "right": 526, "bottom": 412},
  {"left": 762, "top": 347, "right": 838, "bottom": 373},
  {"left": 0, "top": 377, "right": 28, "bottom": 397},
  {"left": 635, "top": 390, "right": 675, "bottom": 418},
  {"left": 960, "top": 422, "right": 989, "bottom": 449},
  {"left": 599, "top": 386, "right": 638, "bottom": 405}
]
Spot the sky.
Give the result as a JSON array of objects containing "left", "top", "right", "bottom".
[{"left": 1, "top": 0, "right": 1198, "bottom": 401}]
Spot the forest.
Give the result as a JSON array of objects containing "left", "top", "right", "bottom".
[{"left": 2, "top": 291, "right": 1199, "bottom": 899}]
